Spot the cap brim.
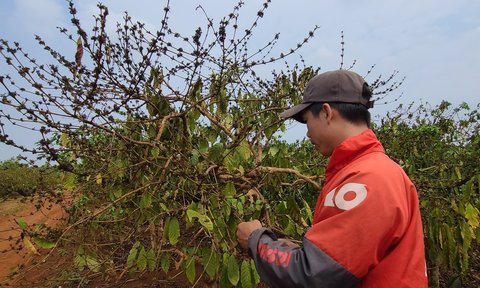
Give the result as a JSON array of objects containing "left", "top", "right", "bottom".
[{"left": 280, "top": 103, "right": 312, "bottom": 123}]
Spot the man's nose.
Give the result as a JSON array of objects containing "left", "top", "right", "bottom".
[{"left": 306, "top": 130, "right": 310, "bottom": 138}]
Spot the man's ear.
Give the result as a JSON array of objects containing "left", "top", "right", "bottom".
[{"left": 322, "top": 103, "right": 334, "bottom": 122}]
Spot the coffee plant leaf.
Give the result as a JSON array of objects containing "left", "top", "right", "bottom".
[
  {"left": 169, "top": 217, "right": 180, "bottom": 245},
  {"left": 227, "top": 254, "right": 239, "bottom": 286}
]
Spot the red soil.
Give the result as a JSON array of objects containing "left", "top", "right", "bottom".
[{"left": 0, "top": 195, "right": 69, "bottom": 284}]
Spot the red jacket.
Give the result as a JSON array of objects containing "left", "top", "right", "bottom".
[{"left": 248, "top": 129, "right": 428, "bottom": 287}]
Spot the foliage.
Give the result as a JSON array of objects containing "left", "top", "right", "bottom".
[
  {"left": 1, "top": 1, "right": 475, "bottom": 287},
  {"left": 376, "top": 101, "right": 480, "bottom": 287},
  {"left": 0, "top": 159, "right": 61, "bottom": 198},
  {"left": 0, "top": 1, "right": 329, "bottom": 285}
]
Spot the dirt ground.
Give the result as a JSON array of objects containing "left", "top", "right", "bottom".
[
  {"left": 0, "top": 194, "right": 69, "bottom": 286},
  {"left": 6, "top": 193, "right": 478, "bottom": 287},
  {"left": 0, "top": 195, "right": 230, "bottom": 288}
]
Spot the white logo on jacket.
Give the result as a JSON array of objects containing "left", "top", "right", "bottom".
[{"left": 324, "top": 183, "right": 367, "bottom": 210}]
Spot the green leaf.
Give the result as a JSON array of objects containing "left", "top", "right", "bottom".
[
  {"left": 199, "top": 217, "right": 214, "bottom": 232},
  {"left": 236, "top": 141, "right": 251, "bottom": 161},
  {"left": 74, "top": 255, "right": 86, "bottom": 271},
  {"left": 240, "top": 260, "right": 252, "bottom": 288},
  {"left": 224, "top": 114, "right": 233, "bottom": 129},
  {"left": 464, "top": 203, "right": 479, "bottom": 228},
  {"left": 190, "top": 149, "right": 200, "bottom": 165},
  {"left": 186, "top": 209, "right": 198, "bottom": 222},
  {"left": 226, "top": 215, "right": 239, "bottom": 236},
  {"left": 199, "top": 139, "right": 209, "bottom": 153},
  {"left": 158, "top": 97, "right": 171, "bottom": 116},
  {"left": 303, "top": 200, "right": 313, "bottom": 226},
  {"left": 224, "top": 182, "right": 236, "bottom": 197},
  {"left": 207, "top": 129, "right": 219, "bottom": 144},
  {"left": 161, "top": 253, "right": 170, "bottom": 273},
  {"left": 60, "top": 133, "right": 69, "bottom": 147},
  {"left": 454, "top": 166, "right": 462, "bottom": 179},
  {"left": 223, "top": 154, "right": 236, "bottom": 173},
  {"left": 190, "top": 79, "right": 203, "bottom": 101},
  {"left": 190, "top": 108, "right": 201, "bottom": 122},
  {"left": 162, "top": 217, "right": 170, "bottom": 242},
  {"left": 63, "top": 172, "right": 76, "bottom": 190},
  {"left": 109, "top": 186, "right": 123, "bottom": 200},
  {"left": 151, "top": 147, "right": 160, "bottom": 158},
  {"left": 286, "top": 195, "right": 301, "bottom": 221},
  {"left": 208, "top": 143, "right": 224, "bottom": 161},
  {"left": 224, "top": 202, "right": 231, "bottom": 218},
  {"left": 227, "top": 255, "right": 240, "bottom": 286},
  {"left": 15, "top": 218, "right": 28, "bottom": 230},
  {"left": 108, "top": 156, "right": 126, "bottom": 179},
  {"left": 146, "top": 249, "right": 156, "bottom": 271},
  {"left": 251, "top": 259, "right": 260, "bottom": 285},
  {"left": 219, "top": 88, "right": 228, "bottom": 114},
  {"left": 169, "top": 217, "right": 180, "bottom": 245},
  {"left": 137, "top": 246, "right": 147, "bottom": 271},
  {"left": 185, "top": 255, "right": 196, "bottom": 284},
  {"left": 265, "top": 126, "right": 276, "bottom": 139},
  {"left": 147, "top": 124, "right": 157, "bottom": 139},
  {"left": 202, "top": 248, "right": 219, "bottom": 279},
  {"left": 220, "top": 265, "right": 231, "bottom": 288},
  {"left": 33, "top": 237, "right": 55, "bottom": 249},
  {"left": 139, "top": 193, "right": 152, "bottom": 209},
  {"left": 74, "top": 247, "right": 87, "bottom": 271},
  {"left": 187, "top": 209, "right": 214, "bottom": 231},
  {"left": 460, "top": 222, "right": 472, "bottom": 270},
  {"left": 146, "top": 103, "right": 155, "bottom": 117},
  {"left": 85, "top": 252, "right": 100, "bottom": 272},
  {"left": 268, "top": 146, "right": 279, "bottom": 157},
  {"left": 236, "top": 201, "right": 244, "bottom": 216},
  {"left": 127, "top": 241, "right": 141, "bottom": 270}
]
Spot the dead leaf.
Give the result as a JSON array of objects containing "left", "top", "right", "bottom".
[
  {"left": 23, "top": 236, "right": 39, "bottom": 255},
  {"left": 75, "top": 36, "right": 83, "bottom": 67}
]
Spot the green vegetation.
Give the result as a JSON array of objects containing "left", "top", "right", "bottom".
[
  {"left": 0, "top": 160, "right": 62, "bottom": 198},
  {"left": 0, "top": 1, "right": 478, "bottom": 287},
  {"left": 377, "top": 101, "right": 480, "bottom": 287}
]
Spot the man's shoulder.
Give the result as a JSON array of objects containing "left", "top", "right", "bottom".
[
  {"left": 344, "top": 152, "right": 415, "bottom": 190},
  {"left": 352, "top": 150, "right": 403, "bottom": 173}
]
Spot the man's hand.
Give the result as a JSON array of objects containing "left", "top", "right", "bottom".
[{"left": 236, "top": 220, "right": 262, "bottom": 250}]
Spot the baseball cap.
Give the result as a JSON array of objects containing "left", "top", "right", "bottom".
[{"left": 280, "top": 69, "right": 374, "bottom": 123}]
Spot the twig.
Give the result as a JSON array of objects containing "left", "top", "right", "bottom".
[{"left": 248, "top": 166, "right": 321, "bottom": 190}]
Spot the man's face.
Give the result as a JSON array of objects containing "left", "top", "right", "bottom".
[{"left": 302, "top": 108, "right": 334, "bottom": 156}]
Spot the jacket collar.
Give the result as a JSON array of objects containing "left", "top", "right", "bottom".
[{"left": 325, "top": 129, "right": 384, "bottom": 181}]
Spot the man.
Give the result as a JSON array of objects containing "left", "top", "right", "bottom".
[{"left": 236, "top": 69, "right": 428, "bottom": 287}]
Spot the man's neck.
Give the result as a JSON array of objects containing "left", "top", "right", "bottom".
[{"left": 333, "top": 123, "right": 370, "bottom": 148}]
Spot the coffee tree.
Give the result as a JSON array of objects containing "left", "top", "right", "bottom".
[
  {"left": 376, "top": 102, "right": 480, "bottom": 287},
  {"left": 0, "top": 1, "right": 448, "bottom": 287},
  {"left": 0, "top": 1, "right": 325, "bottom": 285}
]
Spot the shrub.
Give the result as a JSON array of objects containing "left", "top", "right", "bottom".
[{"left": 0, "top": 160, "right": 61, "bottom": 198}]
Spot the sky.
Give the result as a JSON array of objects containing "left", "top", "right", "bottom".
[{"left": 0, "top": 0, "right": 479, "bottom": 161}]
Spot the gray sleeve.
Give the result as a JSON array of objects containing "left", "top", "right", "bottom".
[{"left": 247, "top": 228, "right": 359, "bottom": 288}]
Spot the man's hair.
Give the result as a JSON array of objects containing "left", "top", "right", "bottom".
[{"left": 308, "top": 82, "right": 372, "bottom": 127}]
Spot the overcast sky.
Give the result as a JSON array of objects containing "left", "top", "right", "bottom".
[{"left": 1, "top": 0, "right": 479, "bottom": 161}]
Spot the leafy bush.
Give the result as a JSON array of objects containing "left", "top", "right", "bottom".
[
  {"left": 1, "top": 0, "right": 478, "bottom": 287},
  {"left": 376, "top": 101, "right": 480, "bottom": 287},
  {"left": 0, "top": 160, "right": 62, "bottom": 198}
]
